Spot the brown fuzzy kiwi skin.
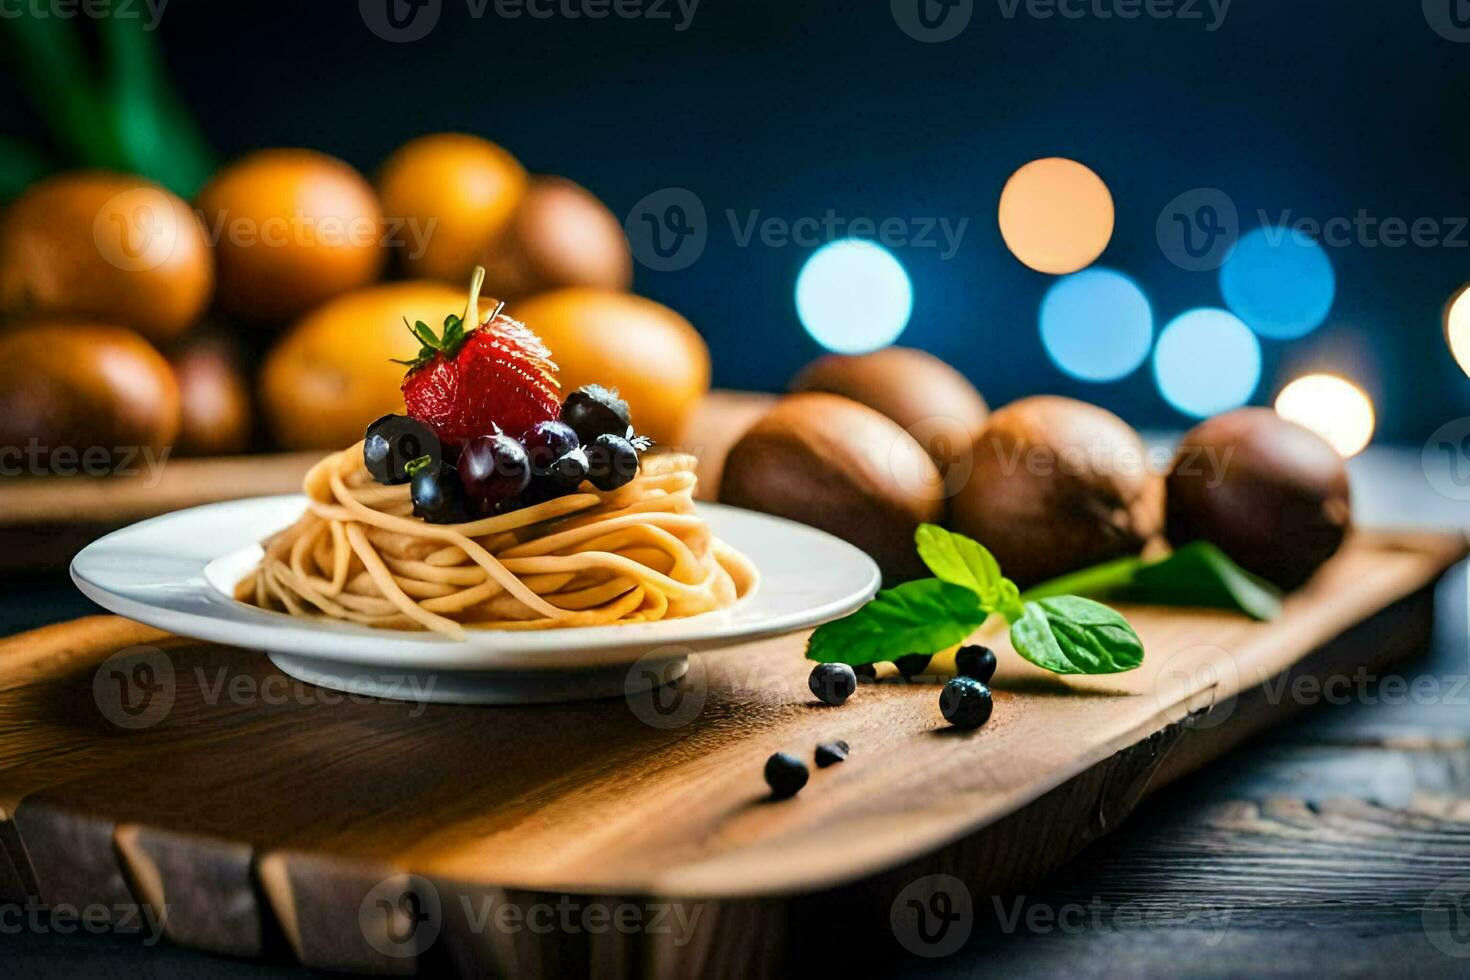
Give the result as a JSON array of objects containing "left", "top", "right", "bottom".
[
  {"left": 720, "top": 392, "right": 944, "bottom": 585},
  {"left": 949, "top": 395, "right": 1164, "bottom": 587},
  {"left": 1166, "top": 408, "right": 1350, "bottom": 590},
  {"left": 790, "top": 347, "right": 989, "bottom": 474}
]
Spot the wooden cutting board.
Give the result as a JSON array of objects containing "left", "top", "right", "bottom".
[{"left": 0, "top": 529, "right": 1462, "bottom": 976}]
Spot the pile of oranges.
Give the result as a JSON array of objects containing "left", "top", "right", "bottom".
[{"left": 0, "top": 134, "right": 710, "bottom": 468}]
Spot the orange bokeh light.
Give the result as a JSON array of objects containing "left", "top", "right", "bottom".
[
  {"left": 998, "top": 157, "right": 1115, "bottom": 275},
  {"left": 1275, "top": 373, "right": 1376, "bottom": 459}
]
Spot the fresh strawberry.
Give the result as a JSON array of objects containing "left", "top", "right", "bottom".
[{"left": 398, "top": 305, "right": 561, "bottom": 449}]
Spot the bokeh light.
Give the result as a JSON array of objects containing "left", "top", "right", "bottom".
[
  {"left": 1446, "top": 284, "right": 1470, "bottom": 377},
  {"left": 1274, "top": 373, "right": 1376, "bottom": 458},
  {"left": 1219, "top": 227, "right": 1335, "bottom": 339},
  {"left": 795, "top": 238, "right": 913, "bottom": 353},
  {"left": 1039, "top": 268, "right": 1153, "bottom": 381},
  {"left": 1152, "top": 308, "right": 1262, "bottom": 417},
  {"left": 998, "top": 157, "right": 1114, "bottom": 275}
]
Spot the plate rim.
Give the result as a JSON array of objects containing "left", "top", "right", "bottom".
[{"left": 71, "top": 495, "right": 881, "bottom": 671}]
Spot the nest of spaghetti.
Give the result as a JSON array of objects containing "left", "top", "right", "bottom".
[{"left": 235, "top": 447, "right": 757, "bottom": 638}]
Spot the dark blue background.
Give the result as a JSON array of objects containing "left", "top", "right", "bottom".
[{"left": 10, "top": 0, "right": 1470, "bottom": 441}]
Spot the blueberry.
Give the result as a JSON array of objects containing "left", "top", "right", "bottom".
[
  {"left": 854, "top": 663, "right": 877, "bottom": 681},
  {"left": 584, "top": 434, "right": 639, "bottom": 492},
  {"left": 955, "top": 645, "right": 998, "bottom": 684},
  {"left": 511, "top": 446, "right": 591, "bottom": 509},
  {"left": 550, "top": 446, "right": 590, "bottom": 488},
  {"left": 895, "top": 652, "right": 932, "bottom": 679},
  {"left": 808, "top": 663, "right": 857, "bottom": 705},
  {"left": 560, "top": 385, "right": 632, "bottom": 445},
  {"left": 814, "top": 740, "right": 849, "bottom": 768},
  {"left": 411, "top": 461, "right": 471, "bottom": 524},
  {"left": 459, "top": 433, "right": 531, "bottom": 505},
  {"left": 763, "top": 752, "right": 809, "bottom": 800},
  {"left": 364, "top": 414, "right": 440, "bottom": 485},
  {"left": 939, "top": 677, "right": 993, "bottom": 730},
  {"left": 522, "top": 420, "right": 579, "bottom": 477}
]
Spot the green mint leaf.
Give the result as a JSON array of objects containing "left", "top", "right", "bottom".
[
  {"left": 995, "top": 578, "right": 1025, "bottom": 623},
  {"left": 1021, "top": 542, "right": 1282, "bottom": 622},
  {"left": 1010, "top": 596, "right": 1144, "bottom": 675},
  {"left": 914, "top": 524, "right": 1006, "bottom": 608},
  {"left": 1021, "top": 555, "right": 1144, "bottom": 603},
  {"left": 1123, "top": 542, "right": 1282, "bottom": 621},
  {"left": 806, "top": 579, "right": 989, "bottom": 666}
]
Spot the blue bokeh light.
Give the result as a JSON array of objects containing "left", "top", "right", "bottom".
[
  {"left": 1219, "top": 227, "right": 1335, "bottom": 339},
  {"left": 1153, "top": 308, "right": 1262, "bottom": 417},
  {"left": 795, "top": 239, "right": 913, "bottom": 353},
  {"left": 1039, "top": 268, "right": 1153, "bottom": 382}
]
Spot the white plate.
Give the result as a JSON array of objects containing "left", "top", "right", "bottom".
[{"left": 70, "top": 496, "right": 880, "bottom": 704}]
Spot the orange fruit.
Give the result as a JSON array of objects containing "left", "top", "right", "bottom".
[
  {"left": 196, "top": 149, "right": 384, "bottom": 324},
  {"left": 512, "top": 288, "right": 708, "bottom": 446},
  {"left": 0, "top": 172, "right": 213, "bottom": 344},
  {"left": 378, "top": 133, "right": 528, "bottom": 283},
  {"left": 0, "top": 321, "right": 180, "bottom": 464}
]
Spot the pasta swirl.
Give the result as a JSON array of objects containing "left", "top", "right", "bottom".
[{"left": 235, "top": 446, "right": 757, "bottom": 638}]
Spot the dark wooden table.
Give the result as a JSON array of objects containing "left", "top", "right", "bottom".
[{"left": 3, "top": 446, "right": 1468, "bottom": 978}]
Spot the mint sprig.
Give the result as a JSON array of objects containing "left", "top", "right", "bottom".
[
  {"left": 805, "top": 579, "right": 989, "bottom": 667},
  {"left": 807, "top": 524, "right": 1145, "bottom": 676},
  {"left": 1010, "top": 596, "right": 1143, "bottom": 675},
  {"left": 1021, "top": 540, "right": 1282, "bottom": 622}
]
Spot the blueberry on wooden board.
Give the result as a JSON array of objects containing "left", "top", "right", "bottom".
[
  {"left": 940, "top": 677, "right": 993, "bottom": 729},
  {"left": 895, "top": 652, "right": 932, "bottom": 679},
  {"left": 764, "top": 752, "right": 809, "bottom": 799},
  {"left": 955, "top": 645, "right": 998, "bottom": 684},
  {"left": 808, "top": 663, "right": 857, "bottom": 705},
  {"left": 814, "top": 741, "right": 849, "bottom": 768}
]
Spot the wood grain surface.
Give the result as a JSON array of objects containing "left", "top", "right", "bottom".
[{"left": 0, "top": 529, "right": 1461, "bottom": 975}]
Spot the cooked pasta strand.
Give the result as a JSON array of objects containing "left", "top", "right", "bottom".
[{"left": 234, "top": 445, "right": 756, "bottom": 636}]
